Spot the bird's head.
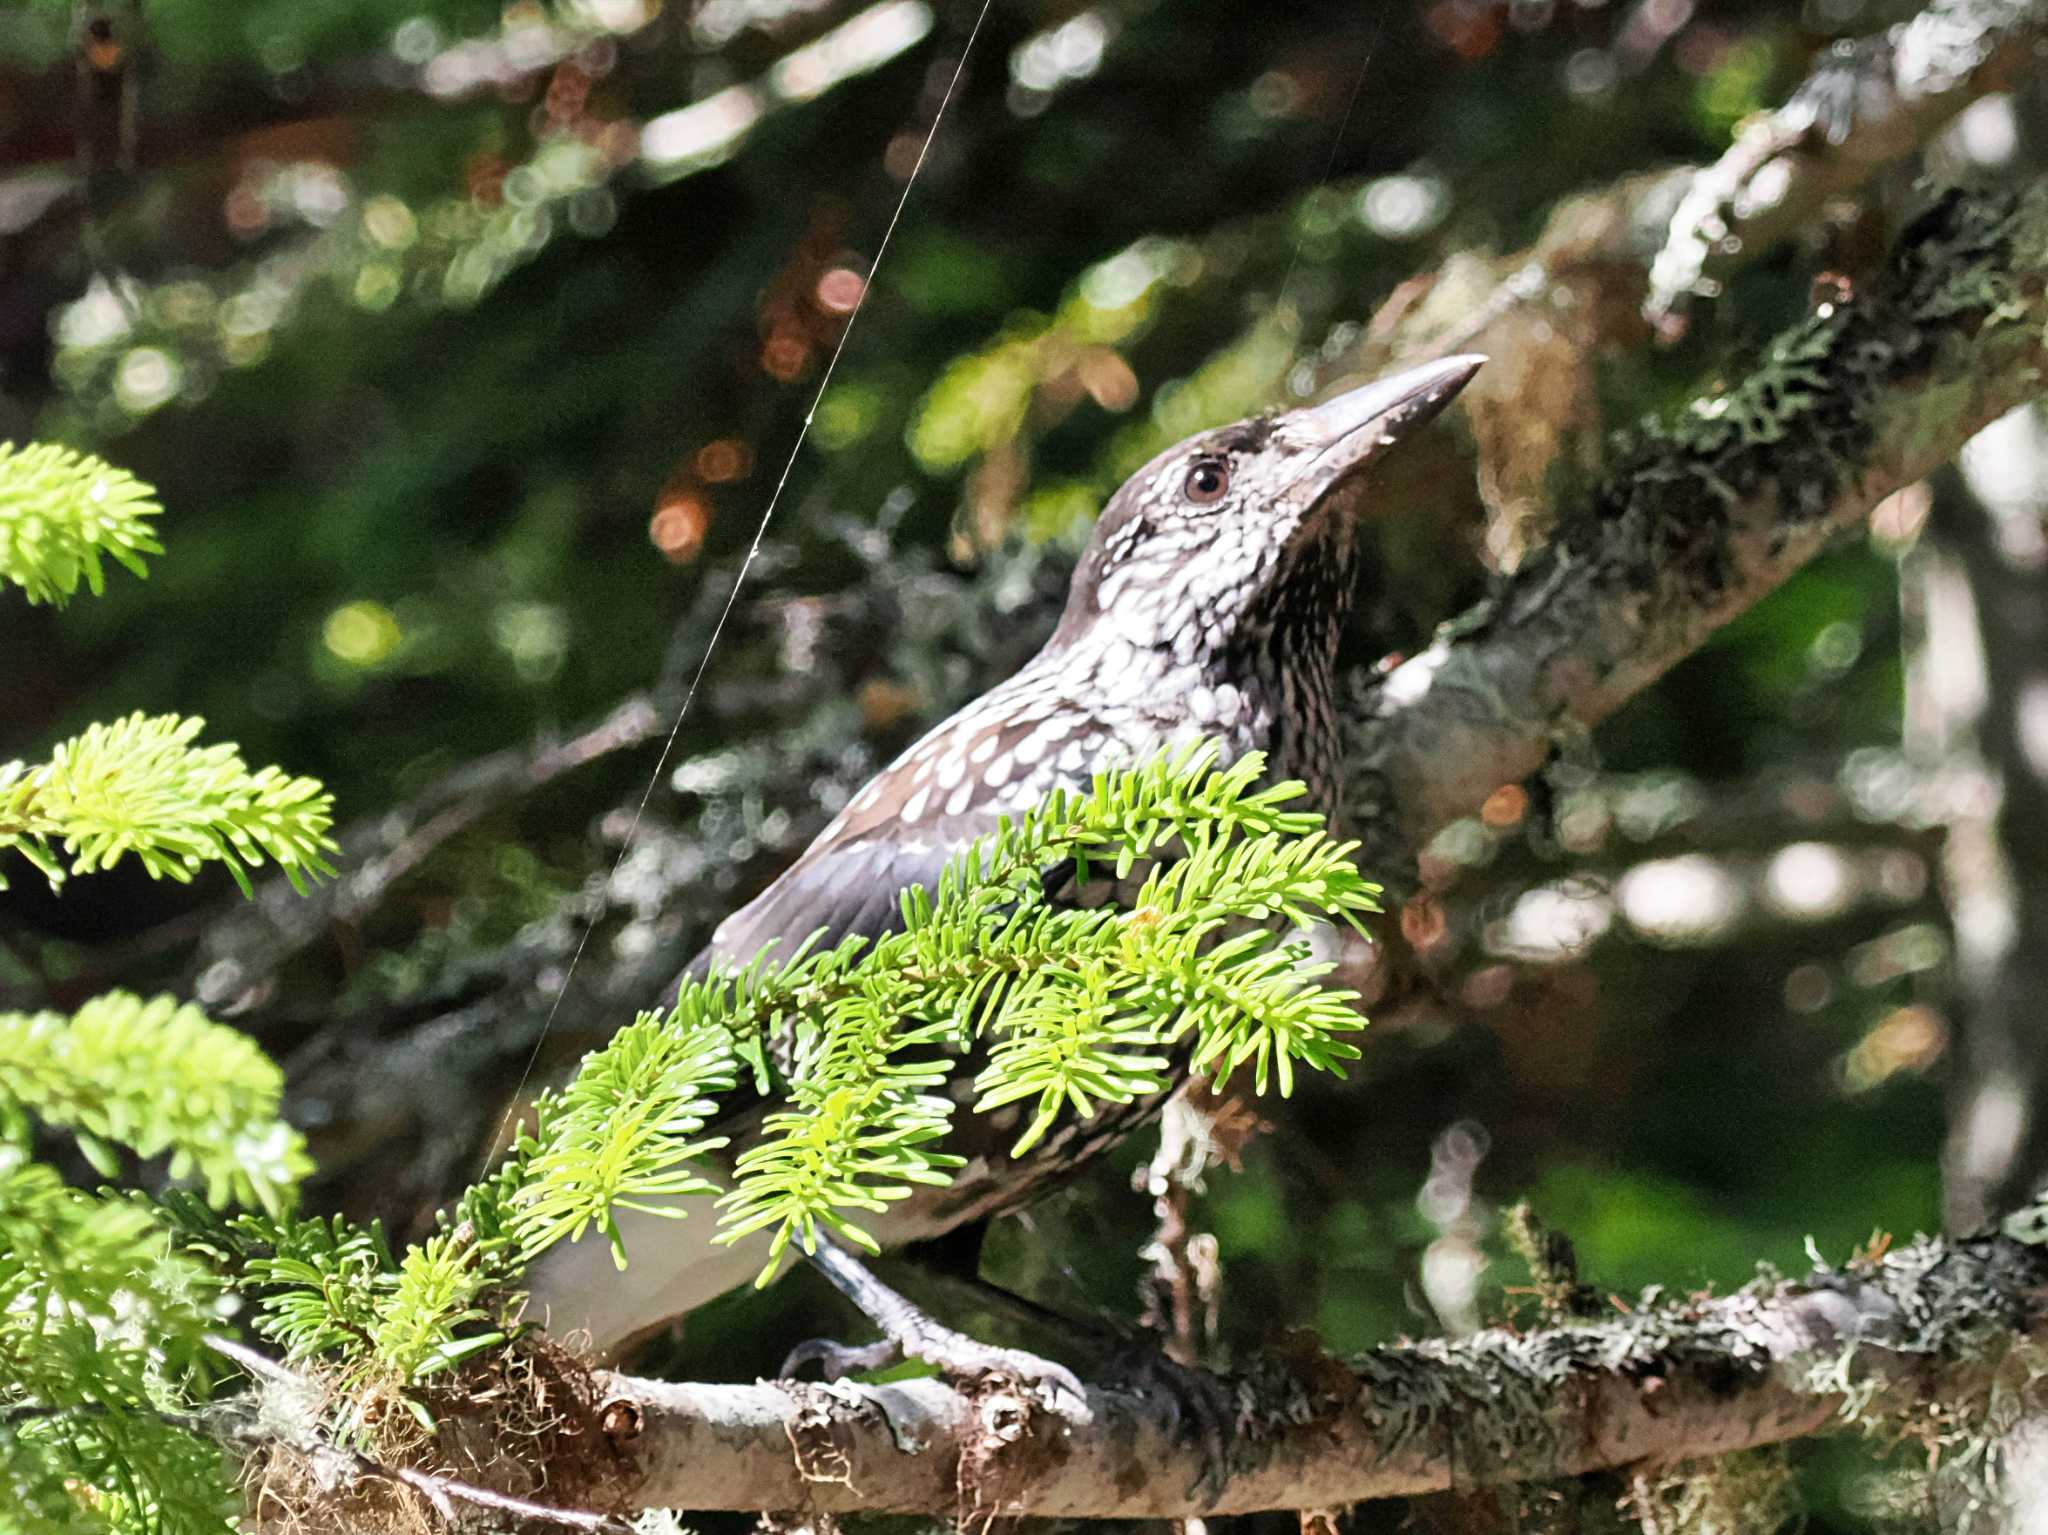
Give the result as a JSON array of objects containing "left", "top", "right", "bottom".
[{"left": 1051, "top": 354, "right": 1484, "bottom": 660}]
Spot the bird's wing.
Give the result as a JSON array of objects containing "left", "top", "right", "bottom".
[
  {"left": 536, "top": 701, "right": 1116, "bottom": 1357},
  {"left": 704, "top": 815, "right": 985, "bottom": 968},
  {"left": 536, "top": 800, "right": 1025, "bottom": 1360},
  {"left": 703, "top": 695, "right": 1101, "bottom": 968}
]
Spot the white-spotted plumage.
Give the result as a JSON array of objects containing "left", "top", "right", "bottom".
[{"left": 525, "top": 355, "right": 1485, "bottom": 1358}]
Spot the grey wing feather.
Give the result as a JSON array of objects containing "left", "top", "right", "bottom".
[
  {"left": 708, "top": 833, "right": 955, "bottom": 967},
  {"left": 680, "top": 699, "right": 1095, "bottom": 981},
  {"left": 689, "top": 811, "right": 1005, "bottom": 978}
]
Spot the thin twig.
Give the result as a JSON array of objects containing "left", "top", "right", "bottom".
[{"left": 1644, "top": 0, "right": 2047, "bottom": 333}]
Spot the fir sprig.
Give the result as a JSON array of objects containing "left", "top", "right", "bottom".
[
  {"left": 0, "top": 441, "right": 333, "bottom": 1532},
  {"left": 0, "top": 991, "right": 310, "bottom": 1213},
  {"left": 177, "top": 1180, "right": 519, "bottom": 1396},
  {"left": 509, "top": 1008, "right": 740, "bottom": 1264},
  {"left": 0, "top": 441, "right": 162, "bottom": 606},
  {"left": 0, "top": 713, "right": 337, "bottom": 895},
  {"left": 514, "top": 743, "right": 1379, "bottom": 1283},
  {"left": 202, "top": 747, "right": 1379, "bottom": 1388}
]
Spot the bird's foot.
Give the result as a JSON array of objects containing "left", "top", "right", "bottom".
[
  {"left": 780, "top": 1336, "right": 905, "bottom": 1379},
  {"left": 876, "top": 1304, "right": 1093, "bottom": 1417},
  {"left": 799, "top": 1237, "right": 1090, "bottom": 1420},
  {"left": 1115, "top": 1345, "right": 1236, "bottom": 1503}
]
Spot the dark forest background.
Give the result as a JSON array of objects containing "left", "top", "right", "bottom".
[{"left": 4, "top": 1, "right": 2043, "bottom": 1526}]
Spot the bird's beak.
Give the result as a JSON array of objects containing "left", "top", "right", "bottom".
[{"left": 1289, "top": 353, "right": 1485, "bottom": 498}]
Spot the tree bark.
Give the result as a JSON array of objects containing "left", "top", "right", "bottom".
[
  {"left": 1345, "top": 177, "right": 2048, "bottom": 887},
  {"left": 241, "top": 1217, "right": 2048, "bottom": 1521},
  {"left": 219, "top": 174, "right": 2048, "bottom": 1527},
  {"left": 1643, "top": 0, "right": 2047, "bottom": 331}
]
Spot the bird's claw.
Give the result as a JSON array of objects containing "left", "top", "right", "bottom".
[
  {"left": 797, "top": 1237, "right": 1092, "bottom": 1420},
  {"left": 781, "top": 1319, "right": 1090, "bottom": 1419},
  {"left": 1118, "top": 1347, "right": 1236, "bottom": 1503},
  {"left": 898, "top": 1316, "right": 1092, "bottom": 1420},
  {"left": 780, "top": 1336, "right": 904, "bottom": 1380}
]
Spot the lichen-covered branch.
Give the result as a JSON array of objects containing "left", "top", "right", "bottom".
[
  {"left": 1644, "top": 0, "right": 2046, "bottom": 331},
  {"left": 1345, "top": 177, "right": 2048, "bottom": 885},
  {"left": 365, "top": 1219, "right": 2046, "bottom": 1519},
  {"left": 1337, "top": 0, "right": 2043, "bottom": 569}
]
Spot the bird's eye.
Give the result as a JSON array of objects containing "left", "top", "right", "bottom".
[{"left": 1182, "top": 458, "right": 1230, "bottom": 505}]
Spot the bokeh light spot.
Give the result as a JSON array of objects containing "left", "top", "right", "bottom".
[
  {"left": 1480, "top": 784, "right": 1527, "bottom": 828},
  {"left": 1358, "top": 173, "right": 1448, "bottom": 240},
  {"left": 114, "top": 347, "right": 181, "bottom": 413},
  {"left": 493, "top": 601, "right": 569, "bottom": 683},
  {"left": 1617, "top": 854, "right": 1744, "bottom": 945},
  {"left": 650, "top": 494, "right": 711, "bottom": 564},
  {"left": 762, "top": 332, "right": 810, "bottom": 381},
  {"left": 323, "top": 600, "right": 403, "bottom": 666},
  {"left": 695, "top": 439, "right": 754, "bottom": 483},
  {"left": 1841, "top": 1006, "right": 1948, "bottom": 1093},
  {"left": 363, "top": 194, "right": 419, "bottom": 250},
  {"left": 816, "top": 267, "right": 866, "bottom": 315}
]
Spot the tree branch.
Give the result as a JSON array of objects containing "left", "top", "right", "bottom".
[
  {"left": 1644, "top": 0, "right": 2045, "bottom": 333},
  {"left": 1333, "top": 0, "right": 2045, "bottom": 568},
  {"left": 508, "top": 1219, "right": 2048, "bottom": 1518},
  {"left": 156, "top": 35, "right": 2048, "bottom": 1532},
  {"left": 1344, "top": 176, "right": 2048, "bottom": 885},
  {"left": 180, "top": 696, "right": 661, "bottom": 1019},
  {"left": 205, "top": 1334, "right": 635, "bottom": 1534}
]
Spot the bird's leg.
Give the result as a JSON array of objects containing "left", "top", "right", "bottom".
[
  {"left": 799, "top": 1241, "right": 1231, "bottom": 1496},
  {"left": 785, "top": 1236, "right": 1090, "bottom": 1417},
  {"left": 903, "top": 1262, "right": 1128, "bottom": 1360},
  {"left": 895, "top": 1219, "right": 1132, "bottom": 1358},
  {"left": 777, "top": 1334, "right": 904, "bottom": 1379}
]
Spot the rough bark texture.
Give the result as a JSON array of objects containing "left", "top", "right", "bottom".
[
  {"left": 1326, "top": 0, "right": 2047, "bottom": 570},
  {"left": 204, "top": 68, "right": 2048, "bottom": 1535},
  {"left": 495, "top": 1221, "right": 2048, "bottom": 1518},
  {"left": 1344, "top": 177, "right": 2048, "bottom": 886}
]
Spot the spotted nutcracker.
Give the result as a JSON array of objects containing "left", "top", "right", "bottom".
[{"left": 527, "top": 353, "right": 1485, "bottom": 1359}]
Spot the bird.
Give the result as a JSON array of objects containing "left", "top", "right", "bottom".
[{"left": 524, "top": 352, "right": 1485, "bottom": 1361}]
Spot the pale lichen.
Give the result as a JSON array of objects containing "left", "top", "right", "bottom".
[{"left": 1621, "top": 1447, "right": 1800, "bottom": 1535}]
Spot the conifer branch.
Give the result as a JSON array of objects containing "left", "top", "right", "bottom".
[
  {"left": 0, "top": 991, "right": 308, "bottom": 1212},
  {"left": 188, "top": 747, "right": 1379, "bottom": 1397},
  {"left": 0, "top": 1165, "right": 235, "bottom": 1535},
  {"left": 1347, "top": 178, "right": 2048, "bottom": 884},
  {"left": 0, "top": 440, "right": 338, "bottom": 1532},
  {"left": 510, "top": 744, "right": 1378, "bottom": 1285},
  {"left": 0, "top": 713, "right": 337, "bottom": 895},
  {"left": 0, "top": 441, "right": 162, "bottom": 606}
]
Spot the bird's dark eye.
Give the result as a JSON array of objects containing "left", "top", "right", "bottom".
[{"left": 1182, "top": 458, "right": 1230, "bottom": 505}]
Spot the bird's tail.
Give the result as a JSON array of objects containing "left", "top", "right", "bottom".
[{"left": 522, "top": 1197, "right": 781, "bottom": 1360}]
